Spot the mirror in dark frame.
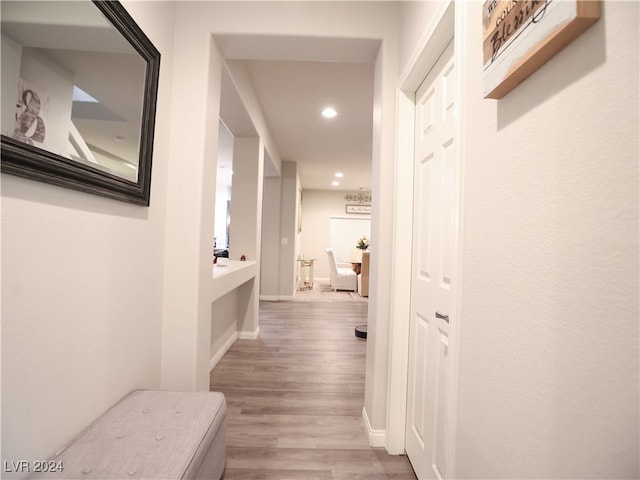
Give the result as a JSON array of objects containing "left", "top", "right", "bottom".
[{"left": 0, "top": 0, "right": 160, "bottom": 206}]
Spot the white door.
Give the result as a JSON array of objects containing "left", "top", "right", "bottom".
[{"left": 405, "top": 40, "right": 457, "bottom": 480}]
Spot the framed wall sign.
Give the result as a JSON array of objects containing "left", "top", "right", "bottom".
[
  {"left": 483, "top": 0, "right": 600, "bottom": 99},
  {"left": 346, "top": 204, "right": 371, "bottom": 214},
  {"left": 344, "top": 193, "right": 371, "bottom": 204}
]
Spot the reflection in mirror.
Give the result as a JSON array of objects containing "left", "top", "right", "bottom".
[
  {"left": 1, "top": 1, "right": 159, "bottom": 205},
  {"left": 214, "top": 121, "right": 233, "bottom": 260},
  {"left": 1, "top": 1, "right": 146, "bottom": 181}
]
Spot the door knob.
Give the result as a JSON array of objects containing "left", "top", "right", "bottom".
[{"left": 435, "top": 311, "right": 449, "bottom": 323}]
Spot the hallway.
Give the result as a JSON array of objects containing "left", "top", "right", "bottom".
[{"left": 210, "top": 300, "right": 416, "bottom": 479}]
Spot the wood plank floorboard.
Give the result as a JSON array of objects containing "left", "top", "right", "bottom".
[{"left": 211, "top": 300, "right": 416, "bottom": 480}]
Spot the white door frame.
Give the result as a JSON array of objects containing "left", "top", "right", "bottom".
[{"left": 386, "top": 2, "right": 467, "bottom": 476}]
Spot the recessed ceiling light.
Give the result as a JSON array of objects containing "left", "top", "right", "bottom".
[
  {"left": 331, "top": 181, "right": 340, "bottom": 186},
  {"left": 322, "top": 107, "right": 337, "bottom": 118},
  {"left": 335, "top": 172, "right": 344, "bottom": 178}
]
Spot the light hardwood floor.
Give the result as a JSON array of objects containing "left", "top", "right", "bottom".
[{"left": 210, "top": 300, "right": 417, "bottom": 480}]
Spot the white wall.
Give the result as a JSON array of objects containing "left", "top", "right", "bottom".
[
  {"left": 214, "top": 122, "right": 233, "bottom": 249},
  {"left": 395, "top": 1, "right": 639, "bottom": 477},
  {"left": 398, "top": 1, "right": 442, "bottom": 71},
  {"left": 300, "top": 189, "right": 372, "bottom": 279},
  {"left": 214, "top": 185, "right": 230, "bottom": 249},
  {"left": 0, "top": 0, "right": 175, "bottom": 472},
  {"left": 277, "top": 161, "right": 300, "bottom": 299},
  {"left": 329, "top": 218, "right": 371, "bottom": 265},
  {"left": 160, "top": 20, "right": 223, "bottom": 392},
  {"left": 1, "top": 34, "right": 22, "bottom": 136},
  {"left": 228, "top": 137, "right": 264, "bottom": 263},
  {"left": 224, "top": 60, "right": 282, "bottom": 177},
  {"left": 210, "top": 288, "right": 238, "bottom": 367},
  {"left": 364, "top": 33, "right": 399, "bottom": 433},
  {"left": 454, "top": 2, "right": 639, "bottom": 477},
  {"left": 260, "top": 176, "right": 282, "bottom": 299}
]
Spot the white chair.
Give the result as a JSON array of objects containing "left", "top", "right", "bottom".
[{"left": 325, "top": 248, "right": 357, "bottom": 292}]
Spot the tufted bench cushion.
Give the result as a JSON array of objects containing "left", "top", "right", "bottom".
[{"left": 30, "top": 390, "right": 226, "bottom": 479}]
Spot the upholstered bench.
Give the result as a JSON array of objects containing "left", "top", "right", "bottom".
[{"left": 30, "top": 390, "right": 226, "bottom": 479}]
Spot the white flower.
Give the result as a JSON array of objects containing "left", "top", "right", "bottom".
[{"left": 356, "top": 236, "right": 370, "bottom": 250}]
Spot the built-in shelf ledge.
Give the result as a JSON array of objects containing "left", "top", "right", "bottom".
[{"left": 211, "top": 260, "right": 257, "bottom": 302}]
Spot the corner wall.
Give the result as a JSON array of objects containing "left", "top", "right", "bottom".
[{"left": 0, "top": 1, "right": 175, "bottom": 470}]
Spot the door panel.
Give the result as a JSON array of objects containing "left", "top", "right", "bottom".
[
  {"left": 434, "top": 328, "right": 449, "bottom": 477},
  {"left": 410, "top": 313, "right": 430, "bottom": 448},
  {"left": 405, "top": 40, "right": 456, "bottom": 480},
  {"left": 440, "top": 140, "right": 456, "bottom": 287},
  {"left": 417, "top": 154, "right": 434, "bottom": 281}
]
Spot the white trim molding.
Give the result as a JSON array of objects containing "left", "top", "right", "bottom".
[
  {"left": 387, "top": 3, "right": 465, "bottom": 478},
  {"left": 387, "top": 0, "right": 456, "bottom": 455},
  {"left": 238, "top": 327, "right": 260, "bottom": 340},
  {"left": 259, "top": 295, "right": 280, "bottom": 302},
  {"left": 362, "top": 406, "right": 386, "bottom": 448},
  {"left": 210, "top": 331, "right": 238, "bottom": 370},
  {"left": 258, "top": 294, "right": 297, "bottom": 302}
]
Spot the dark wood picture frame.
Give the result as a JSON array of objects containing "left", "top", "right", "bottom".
[{"left": 1, "top": 1, "right": 161, "bottom": 206}]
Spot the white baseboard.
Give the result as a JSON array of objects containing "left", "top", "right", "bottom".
[
  {"left": 362, "top": 406, "right": 386, "bottom": 447},
  {"left": 260, "top": 295, "right": 280, "bottom": 302},
  {"left": 259, "top": 294, "right": 295, "bottom": 301},
  {"left": 238, "top": 327, "right": 260, "bottom": 340},
  {"left": 261, "top": 279, "right": 332, "bottom": 302},
  {"left": 210, "top": 331, "right": 238, "bottom": 370}
]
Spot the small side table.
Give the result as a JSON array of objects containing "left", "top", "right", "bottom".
[{"left": 297, "top": 258, "right": 315, "bottom": 290}]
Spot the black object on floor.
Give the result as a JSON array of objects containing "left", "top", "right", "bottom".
[{"left": 355, "top": 325, "right": 367, "bottom": 339}]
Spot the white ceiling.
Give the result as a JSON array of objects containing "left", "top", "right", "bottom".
[
  {"left": 243, "top": 59, "right": 374, "bottom": 191},
  {"left": 217, "top": 35, "right": 379, "bottom": 192}
]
